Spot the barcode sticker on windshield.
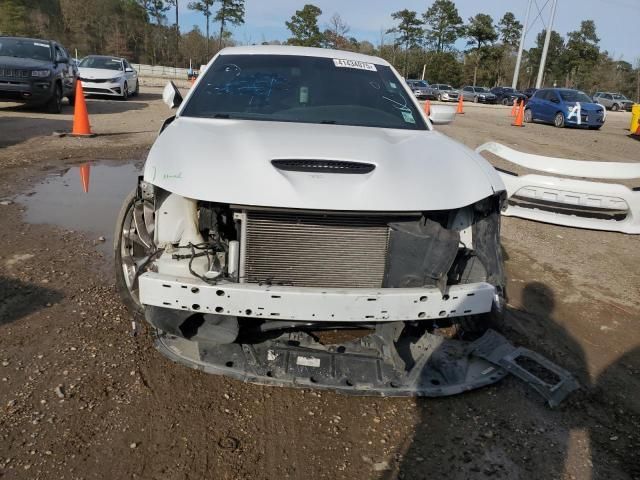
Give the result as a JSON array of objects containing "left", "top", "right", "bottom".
[{"left": 333, "top": 58, "right": 377, "bottom": 72}]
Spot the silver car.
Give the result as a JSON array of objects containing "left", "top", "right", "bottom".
[
  {"left": 405, "top": 79, "right": 431, "bottom": 99},
  {"left": 461, "top": 86, "right": 497, "bottom": 104},
  {"left": 593, "top": 92, "right": 634, "bottom": 112},
  {"left": 429, "top": 84, "right": 459, "bottom": 102}
]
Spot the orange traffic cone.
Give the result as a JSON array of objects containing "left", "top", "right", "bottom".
[
  {"left": 424, "top": 99, "right": 431, "bottom": 116},
  {"left": 71, "top": 80, "right": 94, "bottom": 137},
  {"left": 510, "top": 99, "right": 518, "bottom": 117},
  {"left": 79, "top": 164, "right": 90, "bottom": 193},
  {"left": 512, "top": 100, "right": 525, "bottom": 127},
  {"left": 456, "top": 94, "right": 464, "bottom": 114}
]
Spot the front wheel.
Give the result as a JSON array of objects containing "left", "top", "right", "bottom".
[
  {"left": 46, "top": 83, "right": 63, "bottom": 113},
  {"left": 524, "top": 108, "right": 533, "bottom": 123},
  {"left": 473, "top": 96, "right": 479, "bottom": 103},
  {"left": 554, "top": 112, "right": 565, "bottom": 128},
  {"left": 133, "top": 79, "right": 139, "bottom": 97},
  {"left": 501, "top": 97, "right": 509, "bottom": 106},
  {"left": 121, "top": 82, "right": 129, "bottom": 100},
  {"left": 114, "top": 189, "right": 156, "bottom": 318}
]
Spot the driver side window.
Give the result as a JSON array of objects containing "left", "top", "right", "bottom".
[{"left": 54, "top": 46, "right": 66, "bottom": 62}]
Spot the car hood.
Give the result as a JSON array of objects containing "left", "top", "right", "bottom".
[
  {"left": 78, "top": 67, "right": 122, "bottom": 79},
  {"left": 144, "top": 117, "right": 504, "bottom": 211},
  {"left": 0, "top": 56, "right": 51, "bottom": 69},
  {"left": 567, "top": 102, "right": 604, "bottom": 112}
]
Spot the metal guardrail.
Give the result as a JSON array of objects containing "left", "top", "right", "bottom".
[{"left": 131, "top": 63, "right": 191, "bottom": 80}]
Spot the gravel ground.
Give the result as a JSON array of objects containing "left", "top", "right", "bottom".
[{"left": 0, "top": 90, "right": 639, "bottom": 480}]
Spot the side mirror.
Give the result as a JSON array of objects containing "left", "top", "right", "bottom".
[
  {"left": 162, "top": 81, "right": 183, "bottom": 109},
  {"left": 125, "top": 68, "right": 134, "bottom": 73},
  {"left": 429, "top": 104, "right": 456, "bottom": 125}
]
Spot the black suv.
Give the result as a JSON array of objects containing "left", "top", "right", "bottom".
[
  {"left": 490, "top": 86, "right": 527, "bottom": 106},
  {"left": 0, "top": 36, "right": 78, "bottom": 113}
]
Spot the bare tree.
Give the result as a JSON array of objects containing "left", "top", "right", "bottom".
[{"left": 324, "top": 13, "right": 350, "bottom": 49}]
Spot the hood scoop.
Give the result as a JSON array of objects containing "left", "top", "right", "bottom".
[{"left": 271, "top": 159, "right": 375, "bottom": 174}]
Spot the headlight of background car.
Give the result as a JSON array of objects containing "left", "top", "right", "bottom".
[
  {"left": 110, "top": 76, "right": 123, "bottom": 82},
  {"left": 31, "top": 70, "right": 51, "bottom": 78}
]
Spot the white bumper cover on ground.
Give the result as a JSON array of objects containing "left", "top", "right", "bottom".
[
  {"left": 477, "top": 142, "right": 640, "bottom": 234},
  {"left": 139, "top": 272, "right": 496, "bottom": 322}
]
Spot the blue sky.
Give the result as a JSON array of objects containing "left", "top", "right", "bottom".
[{"left": 170, "top": 0, "right": 639, "bottom": 62}]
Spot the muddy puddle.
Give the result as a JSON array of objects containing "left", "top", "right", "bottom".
[{"left": 16, "top": 162, "right": 142, "bottom": 256}]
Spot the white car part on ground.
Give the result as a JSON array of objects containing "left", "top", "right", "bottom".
[
  {"left": 476, "top": 142, "right": 640, "bottom": 234},
  {"left": 139, "top": 272, "right": 495, "bottom": 323}
]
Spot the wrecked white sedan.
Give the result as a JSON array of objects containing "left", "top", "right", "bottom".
[{"left": 114, "top": 46, "right": 577, "bottom": 402}]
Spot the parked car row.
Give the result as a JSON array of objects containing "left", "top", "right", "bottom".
[
  {"left": 0, "top": 35, "right": 139, "bottom": 113},
  {"left": 403, "top": 78, "right": 636, "bottom": 114}
]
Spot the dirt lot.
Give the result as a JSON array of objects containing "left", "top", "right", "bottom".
[{"left": 0, "top": 90, "right": 639, "bottom": 480}]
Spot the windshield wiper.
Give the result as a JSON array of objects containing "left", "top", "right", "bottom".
[
  {"left": 320, "top": 120, "right": 337, "bottom": 124},
  {"left": 213, "top": 113, "right": 231, "bottom": 119}
]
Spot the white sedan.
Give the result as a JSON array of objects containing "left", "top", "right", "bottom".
[
  {"left": 114, "top": 45, "right": 514, "bottom": 396},
  {"left": 78, "top": 55, "right": 138, "bottom": 99}
]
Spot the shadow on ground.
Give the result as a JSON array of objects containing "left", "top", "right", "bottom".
[
  {"left": 389, "top": 282, "right": 640, "bottom": 479},
  {"left": 0, "top": 276, "right": 63, "bottom": 326}
]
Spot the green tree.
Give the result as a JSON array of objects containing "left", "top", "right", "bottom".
[
  {"left": 465, "top": 13, "right": 498, "bottom": 85},
  {"left": 188, "top": 0, "right": 215, "bottom": 57},
  {"left": 525, "top": 29, "right": 565, "bottom": 87},
  {"left": 562, "top": 20, "right": 600, "bottom": 88},
  {"left": 0, "top": 0, "right": 28, "bottom": 36},
  {"left": 422, "top": 0, "right": 463, "bottom": 53},
  {"left": 387, "top": 9, "right": 423, "bottom": 76},
  {"left": 286, "top": 4, "right": 323, "bottom": 47},
  {"left": 498, "top": 12, "right": 522, "bottom": 49},
  {"left": 215, "top": 0, "right": 244, "bottom": 50}
]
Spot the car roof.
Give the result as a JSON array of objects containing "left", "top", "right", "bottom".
[
  {"left": 0, "top": 36, "right": 53, "bottom": 45},
  {"left": 82, "top": 55, "right": 125, "bottom": 61},
  {"left": 217, "top": 45, "right": 390, "bottom": 67}
]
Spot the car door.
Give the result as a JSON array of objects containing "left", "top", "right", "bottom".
[
  {"left": 541, "top": 90, "right": 562, "bottom": 121},
  {"left": 53, "top": 44, "right": 73, "bottom": 96},
  {"left": 462, "top": 86, "right": 472, "bottom": 101}
]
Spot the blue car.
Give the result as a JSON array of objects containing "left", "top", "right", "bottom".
[{"left": 524, "top": 88, "right": 606, "bottom": 129}]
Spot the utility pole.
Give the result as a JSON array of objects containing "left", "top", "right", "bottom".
[
  {"left": 512, "top": 0, "right": 533, "bottom": 89},
  {"left": 175, "top": 0, "right": 179, "bottom": 68},
  {"left": 536, "top": 0, "right": 558, "bottom": 89}
]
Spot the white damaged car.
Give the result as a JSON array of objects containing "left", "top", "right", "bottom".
[{"left": 114, "top": 46, "right": 576, "bottom": 400}]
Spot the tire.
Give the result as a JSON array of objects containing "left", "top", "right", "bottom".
[
  {"left": 501, "top": 97, "right": 509, "bottom": 106},
  {"left": 524, "top": 108, "right": 533, "bottom": 123},
  {"left": 121, "top": 82, "right": 129, "bottom": 100},
  {"left": 133, "top": 79, "right": 139, "bottom": 97},
  {"left": 473, "top": 96, "right": 479, "bottom": 103},
  {"left": 554, "top": 111, "right": 565, "bottom": 128},
  {"left": 114, "top": 189, "right": 155, "bottom": 319},
  {"left": 67, "top": 94, "right": 75, "bottom": 106},
  {"left": 588, "top": 125, "right": 602, "bottom": 130},
  {"left": 46, "top": 83, "right": 63, "bottom": 114},
  {"left": 611, "top": 103, "right": 619, "bottom": 112}
]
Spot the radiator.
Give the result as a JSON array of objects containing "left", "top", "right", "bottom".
[{"left": 242, "top": 210, "right": 396, "bottom": 288}]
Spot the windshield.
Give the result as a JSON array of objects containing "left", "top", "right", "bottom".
[
  {"left": 559, "top": 90, "right": 594, "bottom": 103},
  {"left": 613, "top": 94, "right": 628, "bottom": 100},
  {"left": 411, "top": 80, "right": 428, "bottom": 87},
  {"left": 441, "top": 85, "right": 454, "bottom": 90},
  {"left": 0, "top": 38, "right": 51, "bottom": 61},
  {"left": 182, "top": 54, "right": 427, "bottom": 131},
  {"left": 474, "top": 87, "right": 489, "bottom": 92},
  {"left": 79, "top": 57, "right": 123, "bottom": 71}
]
